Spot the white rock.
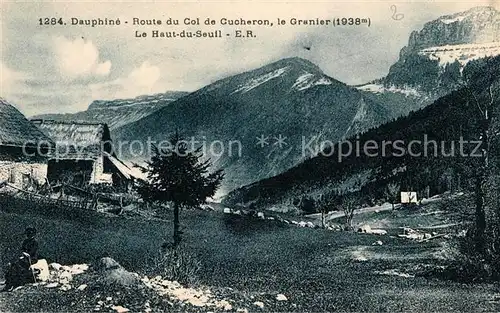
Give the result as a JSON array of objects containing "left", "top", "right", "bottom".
[
  {"left": 223, "top": 208, "right": 232, "bottom": 214},
  {"left": 45, "top": 282, "right": 59, "bottom": 288},
  {"left": 257, "top": 212, "right": 265, "bottom": 219},
  {"left": 217, "top": 300, "right": 232, "bottom": 311},
  {"left": 49, "top": 263, "right": 62, "bottom": 271},
  {"left": 77, "top": 284, "right": 88, "bottom": 291},
  {"left": 60, "top": 284, "right": 72, "bottom": 291},
  {"left": 59, "top": 271, "right": 73, "bottom": 283},
  {"left": 234, "top": 210, "right": 242, "bottom": 215},
  {"left": 69, "top": 264, "right": 89, "bottom": 275},
  {"left": 372, "top": 240, "right": 383, "bottom": 246},
  {"left": 276, "top": 294, "right": 288, "bottom": 301},
  {"left": 370, "top": 229, "right": 387, "bottom": 235},
  {"left": 106, "top": 297, "right": 113, "bottom": 301},
  {"left": 237, "top": 309, "right": 248, "bottom": 313},
  {"left": 253, "top": 301, "right": 265, "bottom": 309},
  {"left": 111, "top": 306, "right": 130, "bottom": 313}
]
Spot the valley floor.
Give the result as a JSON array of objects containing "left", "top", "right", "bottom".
[{"left": 0, "top": 198, "right": 499, "bottom": 312}]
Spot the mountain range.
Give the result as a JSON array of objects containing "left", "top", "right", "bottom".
[
  {"left": 27, "top": 6, "right": 500, "bottom": 196},
  {"left": 112, "top": 57, "right": 393, "bottom": 193},
  {"left": 31, "top": 91, "right": 189, "bottom": 130},
  {"left": 223, "top": 55, "right": 500, "bottom": 210}
]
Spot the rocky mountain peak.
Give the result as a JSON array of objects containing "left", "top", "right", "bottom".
[{"left": 406, "top": 6, "right": 500, "bottom": 52}]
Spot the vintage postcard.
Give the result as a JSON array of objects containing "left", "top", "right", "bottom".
[{"left": 1, "top": 0, "right": 500, "bottom": 312}]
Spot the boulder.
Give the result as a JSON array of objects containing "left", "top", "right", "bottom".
[
  {"left": 96, "top": 257, "right": 122, "bottom": 271},
  {"left": 94, "top": 258, "right": 140, "bottom": 287},
  {"left": 253, "top": 301, "right": 265, "bottom": 309},
  {"left": 223, "top": 208, "right": 232, "bottom": 214},
  {"left": 276, "top": 294, "right": 288, "bottom": 301},
  {"left": 103, "top": 267, "right": 140, "bottom": 287}
]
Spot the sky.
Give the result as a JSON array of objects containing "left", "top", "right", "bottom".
[{"left": 0, "top": 0, "right": 497, "bottom": 116}]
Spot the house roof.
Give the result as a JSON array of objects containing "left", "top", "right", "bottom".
[
  {"left": 0, "top": 98, "right": 54, "bottom": 148},
  {"left": 31, "top": 119, "right": 112, "bottom": 159},
  {"left": 104, "top": 152, "right": 147, "bottom": 181}
]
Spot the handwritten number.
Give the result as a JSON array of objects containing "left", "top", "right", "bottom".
[{"left": 391, "top": 5, "right": 404, "bottom": 21}]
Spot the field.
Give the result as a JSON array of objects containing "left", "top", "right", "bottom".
[{"left": 0, "top": 199, "right": 499, "bottom": 312}]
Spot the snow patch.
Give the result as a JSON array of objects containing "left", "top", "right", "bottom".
[
  {"left": 356, "top": 83, "right": 420, "bottom": 97},
  {"left": 232, "top": 66, "right": 290, "bottom": 94},
  {"left": 314, "top": 77, "right": 333, "bottom": 86},
  {"left": 419, "top": 42, "right": 500, "bottom": 68},
  {"left": 440, "top": 15, "right": 466, "bottom": 24},
  {"left": 291, "top": 73, "right": 315, "bottom": 90},
  {"left": 291, "top": 73, "right": 332, "bottom": 91},
  {"left": 375, "top": 269, "right": 415, "bottom": 278}
]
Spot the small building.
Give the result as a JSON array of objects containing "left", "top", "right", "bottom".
[
  {"left": 32, "top": 120, "right": 140, "bottom": 191},
  {"left": 400, "top": 191, "right": 418, "bottom": 204},
  {"left": 0, "top": 98, "right": 54, "bottom": 188}
]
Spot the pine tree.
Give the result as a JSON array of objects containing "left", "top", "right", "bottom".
[
  {"left": 385, "top": 182, "right": 400, "bottom": 210},
  {"left": 137, "top": 133, "right": 224, "bottom": 247}
]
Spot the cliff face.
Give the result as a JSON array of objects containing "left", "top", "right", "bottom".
[
  {"left": 383, "top": 6, "right": 500, "bottom": 93},
  {"left": 407, "top": 6, "right": 500, "bottom": 51}
]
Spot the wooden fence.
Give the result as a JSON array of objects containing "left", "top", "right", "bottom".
[{"left": 0, "top": 183, "right": 96, "bottom": 212}]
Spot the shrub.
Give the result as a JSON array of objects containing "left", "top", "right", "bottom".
[
  {"left": 146, "top": 247, "right": 201, "bottom": 285},
  {"left": 428, "top": 232, "right": 495, "bottom": 282}
]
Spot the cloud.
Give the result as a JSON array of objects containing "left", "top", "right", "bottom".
[
  {"left": 1, "top": 62, "right": 27, "bottom": 93},
  {"left": 90, "top": 61, "right": 163, "bottom": 100},
  {"left": 53, "top": 36, "right": 111, "bottom": 79}
]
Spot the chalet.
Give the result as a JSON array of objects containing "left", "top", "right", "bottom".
[
  {"left": 0, "top": 98, "right": 54, "bottom": 188},
  {"left": 31, "top": 120, "right": 141, "bottom": 191}
]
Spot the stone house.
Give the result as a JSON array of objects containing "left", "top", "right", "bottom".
[{"left": 0, "top": 98, "right": 54, "bottom": 188}]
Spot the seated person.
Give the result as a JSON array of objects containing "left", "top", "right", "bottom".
[{"left": 1, "top": 227, "right": 40, "bottom": 292}]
